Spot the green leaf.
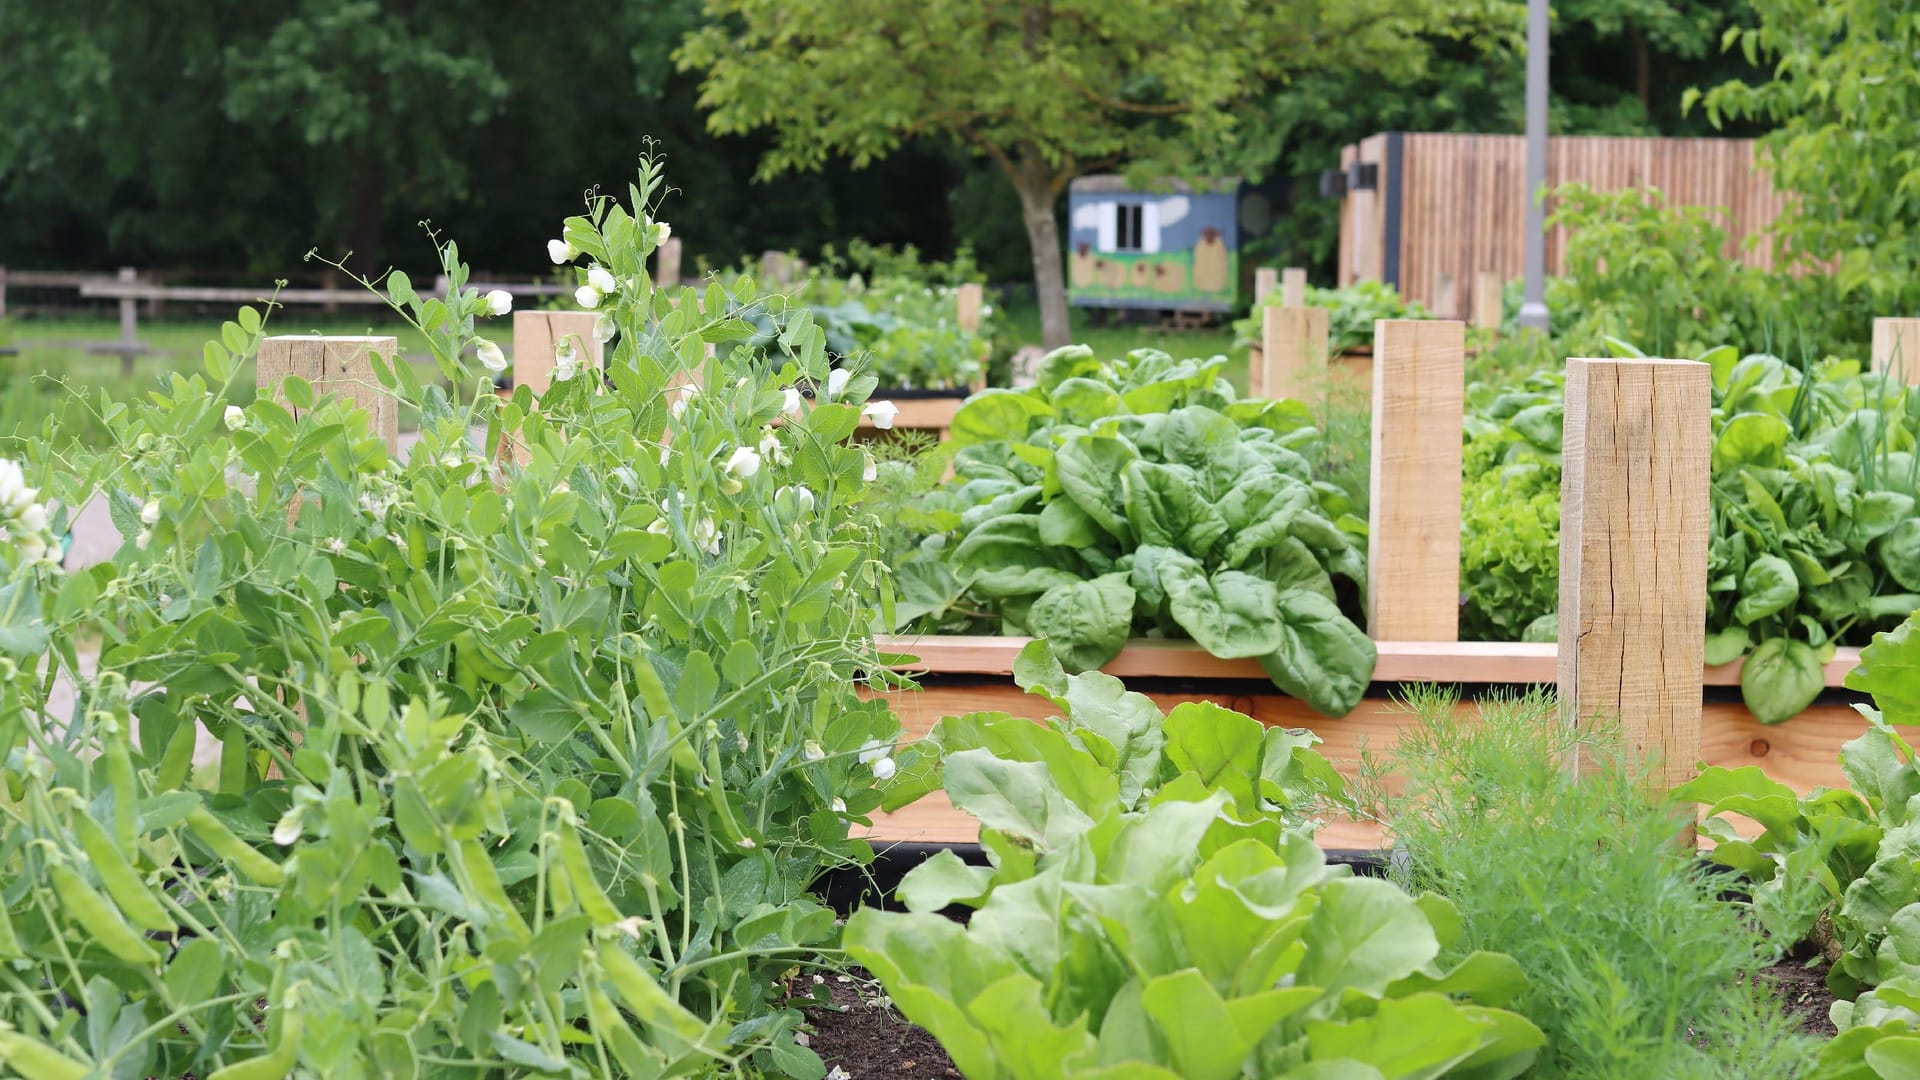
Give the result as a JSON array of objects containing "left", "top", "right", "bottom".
[
  {"left": 950, "top": 390, "right": 1055, "bottom": 448},
  {"left": 1123, "top": 461, "right": 1228, "bottom": 557},
  {"left": 1160, "top": 558, "right": 1283, "bottom": 660},
  {"left": 1038, "top": 497, "right": 1104, "bottom": 548},
  {"left": 1163, "top": 701, "right": 1264, "bottom": 805},
  {"left": 1734, "top": 555, "right": 1800, "bottom": 625},
  {"left": 1704, "top": 626, "right": 1751, "bottom": 666},
  {"left": 897, "top": 850, "right": 995, "bottom": 913},
  {"left": 952, "top": 515, "right": 1085, "bottom": 598},
  {"left": 1884, "top": 521, "right": 1920, "bottom": 592},
  {"left": 1300, "top": 877, "right": 1439, "bottom": 996},
  {"left": 1056, "top": 435, "right": 1141, "bottom": 543},
  {"left": 1028, "top": 574, "right": 1135, "bottom": 674},
  {"left": 1867, "top": 1036, "right": 1920, "bottom": 1080},
  {"left": 1713, "top": 412, "right": 1790, "bottom": 469},
  {"left": 1218, "top": 474, "right": 1313, "bottom": 568},
  {"left": 1849, "top": 614, "right": 1920, "bottom": 719},
  {"left": 1741, "top": 636, "right": 1824, "bottom": 725},
  {"left": 943, "top": 748, "right": 1095, "bottom": 851},
  {"left": 1305, "top": 992, "right": 1510, "bottom": 1078},
  {"left": 1257, "top": 589, "right": 1376, "bottom": 718},
  {"left": 1050, "top": 377, "right": 1122, "bottom": 425}
]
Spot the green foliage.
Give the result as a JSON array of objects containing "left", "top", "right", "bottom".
[
  {"left": 902, "top": 345, "right": 1376, "bottom": 716},
  {"left": 1234, "top": 280, "right": 1434, "bottom": 355},
  {"left": 1696, "top": 0, "right": 1920, "bottom": 321},
  {"left": 1458, "top": 364, "right": 1565, "bottom": 642},
  {"left": 847, "top": 642, "right": 1542, "bottom": 1080},
  {"left": 1371, "top": 687, "right": 1818, "bottom": 1077},
  {"left": 0, "top": 156, "right": 901, "bottom": 1076}
]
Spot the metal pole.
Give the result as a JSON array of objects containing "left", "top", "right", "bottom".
[{"left": 1519, "top": 0, "right": 1550, "bottom": 332}]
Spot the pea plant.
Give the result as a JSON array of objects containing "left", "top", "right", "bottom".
[{"left": 0, "top": 155, "right": 899, "bottom": 1078}]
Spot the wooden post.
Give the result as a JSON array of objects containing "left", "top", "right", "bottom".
[
  {"left": 1366, "top": 319, "right": 1465, "bottom": 641},
  {"left": 956, "top": 283, "right": 984, "bottom": 334},
  {"left": 1433, "top": 273, "right": 1458, "bottom": 320},
  {"left": 761, "top": 252, "right": 799, "bottom": 287},
  {"left": 117, "top": 267, "right": 139, "bottom": 378},
  {"left": 512, "top": 311, "right": 604, "bottom": 396},
  {"left": 1473, "top": 271, "right": 1503, "bottom": 330},
  {"left": 1558, "top": 357, "right": 1711, "bottom": 794},
  {"left": 256, "top": 336, "right": 400, "bottom": 454},
  {"left": 1253, "top": 267, "right": 1279, "bottom": 306},
  {"left": 656, "top": 237, "right": 683, "bottom": 289},
  {"left": 1872, "top": 318, "right": 1920, "bottom": 384},
  {"left": 0, "top": 265, "right": 8, "bottom": 320},
  {"left": 1255, "top": 305, "right": 1329, "bottom": 401},
  {"left": 1280, "top": 267, "right": 1309, "bottom": 309}
]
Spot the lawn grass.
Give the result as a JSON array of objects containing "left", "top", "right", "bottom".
[{"left": 990, "top": 293, "right": 1250, "bottom": 392}]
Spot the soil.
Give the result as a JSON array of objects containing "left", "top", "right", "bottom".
[
  {"left": 1761, "top": 955, "right": 1840, "bottom": 1038},
  {"left": 797, "top": 971, "right": 960, "bottom": 1078}
]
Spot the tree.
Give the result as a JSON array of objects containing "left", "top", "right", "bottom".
[
  {"left": 678, "top": 0, "right": 1506, "bottom": 349},
  {"left": 1695, "top": 0, "right": 1920, "bottom": 311}
]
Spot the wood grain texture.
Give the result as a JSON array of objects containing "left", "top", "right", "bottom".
[
  {"left": 1872, "top": 318, "right": 1920, "bottom": 384},
  {"left": 1559, "top": 358, "right": 1713, "bottom": 790},
  {"left": 1473, "top": 271, "right": 1503, "bottom": 329},
  {"left": 1258, "top": 306, "right": 1329, "bottom": 401},
  {"left": 1280, "top": 267, "right": 1309, "bottom": 309},
  {"left": 856, "top": 683, "right": 1870, "bottom": 848},
  {"left": 511, "top": 311, "right": 604, "bottom": 397},
  {"left": 1367, "top": 319, "right": 1465, "bottom": 640},
  {"left": 955, "top": 283, "right": 984, "bottom": 335},
  {"left": 256, "top": 336, "right": 398, "bottom": 452},
  {"left": 860, "top": 396, "right": 963, "bottom": 434}
]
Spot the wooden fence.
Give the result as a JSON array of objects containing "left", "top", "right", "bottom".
[{"left": 1335, "top": 133, "right": 1791, "bottom": 323}]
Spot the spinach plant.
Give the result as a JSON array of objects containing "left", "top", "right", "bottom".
[
  {"left": 1232, "top": 279, "right": 1433, "bottom": 356},
  {"left": 847, "top": 642, "right": 1545, "bottom": 1080},
  {"left": 0, "top": 155, "right": 898, "bottom": 1077},
  {"left": 900, "top": 345, "right": 1376, "bottom": 717}
]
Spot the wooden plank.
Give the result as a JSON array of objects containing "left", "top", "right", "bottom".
[
  {"left": 1873, "top": 318, "right": 1920, "bottom": 384},
  {"left": 1253, "top": 267, "right": 1279, "bottom": 305},
  {"left": 1280, "top": 267, "right": 1308, "bottom": 308},
  {"left": 1368, "top": 319, "right": 1465, "bottom": 640},
  {"left": 655, "top": 236, "right": 683, "bottom": 289},
  {"left": 511, "top": 311, "right": 603, "bottom": 396},
  {"left": 955, "top": 283, "right": 984, "bottom": 335},
  {"left": 1473, "top": 271, "right": 1503, "bottom": 329},
  {"left": 873, "top": 634, "right": 1861, "bottom": 688},
  {"left": 256, "top": 336, "right": 400, "bottom": 453},
  {"left": 1559, "top": 357, "right": 1713, "bottom": 792},
  {"left": 1258, "top": 306, "right": 1329, "bottom": 402},
  {"left": 855, "top": 684, "right": 1874, "bottom": 848}
]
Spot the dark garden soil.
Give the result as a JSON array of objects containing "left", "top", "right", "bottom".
[
  {"left": 797, "top": 970, "right": 959, "bottom": 1078},
  {"left": 1762, "top": 955, "right": 1840, "bottom": 1038}
]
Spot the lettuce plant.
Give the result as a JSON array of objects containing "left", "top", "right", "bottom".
[
  {"left": 847, "top": 642, "right": 1544, "bottom": 1079},
  {"left": 0, "top": 155, "right": 898, "bottom": 1077},
  {"left": 904, "top": 345, "right": 1376, "bottom": 716},
  {"left": 1232, "top": 280, "right": 1434, "bottom": 356}
]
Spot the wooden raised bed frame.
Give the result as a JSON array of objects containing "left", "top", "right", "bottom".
[{"left": 858, "top": 316, "right": 1898, "bottom": 851}]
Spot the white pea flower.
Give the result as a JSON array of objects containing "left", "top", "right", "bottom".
[
  {"left": 659, "top": 445, "right": 672, "bottom": 466},
  {"left": 134, "top": 528, "right": 152, "bottom": 551},
  {"left": 575, "top": 285, "right": 602, "bottom": 309},
  {"left": 737, "top": 837, "right": 757, "bottom": 850},
  {"left": 553, "top": 338, "right": 580, "bottom": 383},
  {"left": 830, "top": 798, "right": 847, "bottom": 814},
  {"left": 669, "top": 398, "right": 687, "bottom": 419},
  {"left": 803, "top": 740, "right": 826, "bottom": 762},
  {"left": 271, "top": 808, "right": 304, "bottom": 847},
  {"left": 863, "top": 400, "right": 900, "bottom": 430},
  {"left": 758, "top": 428, "right": 791, "bottom": 468},
  {"left": 826, "top": 368, "right": 851, "bottom": 401},
  {"left": 16, "top": 533, "right": 48, "bottom": 565},
  {"left": 725, "top": 446, "right": 762, "bottom": 479},
  {"left": 857, "top": 739, "right": 891, "bottom": 765},
  {"left": 0, "top": 460, "right": 33, "bottom": 517},
  {"left": 139, "top": 500, "right": 161, "bottom": 527},
  {"left": 691, "top": 516, "right": 721, "bottom": 555},
  {"left": 484, "top": 289, "right": 513, "bottom": 316},
  {"left": 611, "top": 466, "right": 638, "bottom": 490},
  {"left": 547, "top": 238, "right": 574, "bottom": 264},
  {"left": 439, "top": 451, "right": 463, "bottom": 469},
  {"left": 654, "top": 221, "right": 672, "bottom": 244},
  {"left": 224, "top": 405, "right": 246, "bottom": 431},
  {"left": 779, "top": 485, "right": 815, "bottom": 514},
  {"left": 870, "top": 756, "right": 897, "bottom": 781},
  {"left": 588, "top": 265, "right": 618, "bottom": 294},
  {"left": 593, "top": 312, "right": 617, "bottom": 344},
  {"left": 782, "top": 386, "right": 803, "bottom": 414},
  {"left": 16, "top": 504, "right": 47, "bottom": 534},
  {"left": 476, "top": 339, "right": 508, "bottom": 373},
  {"left": 828, "top": 1067, "right": 852, "bottom": 1080},
  {"left": 862, "top": 453, "right": 878, "bottom": 483},
  {"left": 615, "top": 916, "right": 647, "bottom": 940},
  {"left": 646, "top": 518, "right": 670, "bottom": 535},
  {"left": 326, "top": 537, "right": 347, "bottom": 556}
]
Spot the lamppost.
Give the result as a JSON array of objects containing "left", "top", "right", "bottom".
[{"left": 1519, "top": 0, "right": 1550, "bottom": 332}]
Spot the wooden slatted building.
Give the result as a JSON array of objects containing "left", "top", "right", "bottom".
[{"left": 1334, "top": 132, "right": 1790, "bottom": 321}]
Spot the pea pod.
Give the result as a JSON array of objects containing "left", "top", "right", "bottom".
[
  {"left": 217, "top": 725, "right": 248, "bottom": 796},
  {"left": 455, "top": 839, "right": 529, "bottom": 939},
  {"left": 48, "top": 864, "right": 158, "bottom": 964},
  {"left": 597, "top": 941, "right": 709, "bottom": 1044},
  {"left": 0, "top": 900, "right": 23, "bottom": 958},
  {"left": 155, "top": 720, "right": 198, "bottom": 791},
  {"left": 702, "top": 741, "right": 755, "bottom": 850},
  {"left": 105, "top": 729, "right": 137, "bottom": 850},
  {"left": 206, "top": 1003, "right": 303, "bottom": 1080},
  {"left": 556, "top": 817, "right": 620, "bottom": 925},
  {"left": 73, "top": 811, "right": 174, "bottom": 933},
  {"left": 0, "top": 1026, "right": 93, "bottom": 1080},
  {"left": 184, "top": 808, "right": 284, "bottom": 886}
]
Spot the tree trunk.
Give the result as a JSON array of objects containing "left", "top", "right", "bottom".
[
  {"left": 347, "top": 145, "right": 388, "bottom": 277},
  {"left": 1631, "top": 25, "right": 1651, "bottom": 119},
  {"left": 1013, "top": 172, "right": 1071, "bottom": 350}
]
